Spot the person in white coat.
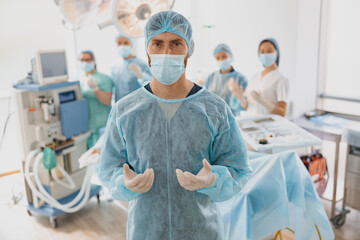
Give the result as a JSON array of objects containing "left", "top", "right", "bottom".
[{"left": 228, "top": 38, "right": 289, "bottom": 117}]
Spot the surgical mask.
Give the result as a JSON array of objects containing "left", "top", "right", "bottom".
[
  {"left": 259, "top": 53, "right": 277, "bottom": 67},
  {"left": 80, "top": 62, "right": 94, "bottom": 73},
  {"left": 118, "top": 45, "right": 132, "bottom": 58},
  {"left": 149, "top": 54, "right": 186, "bottom": 85},
  {"left": 217, "top": 59, "right": 232, "bottom": 71}
]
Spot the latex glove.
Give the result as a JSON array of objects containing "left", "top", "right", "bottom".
[
  {"left": 128, "top": 63, "right": 144, "bottom": 79},
  {"left": 87, "top": 75, "right": 99, "bottom": 91},
  {"left": 176, "top": 159, "right": 217, "bottom": 191},
  {"left": 250, "top": 91, "right": 275, "bottom": 111},
  {"left": 123, "top": 164, "right": 154, "bottom": 193},
  {"left": 78, "top": 148, "right": 100, "bottom": 168},
  {"left": 228, "top": 78, "right": 245, "bottom": 101},
  {"left": 197, "top": 79, "right": 206, "bottom": 86}
]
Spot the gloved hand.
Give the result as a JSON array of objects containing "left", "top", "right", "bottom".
[
  {"left": 128, "top": 63, "right": 144, "bottom": 79},
  {"left": 176, "top": 159, "right": 217, "bottom": 191},
  {"left": 87, "top": 76, "right": 99, "bottom": 91},
  {"left": 123, "top": 164, "right": 154, "bottom": 193},
  {"left": 228, "top": 78, "right": 245, "bottom": 102},
  {"left": 250, "top": 91, "right": 275, "bottom": 111},
  {"left": 78, "top": 148, "right": 100, "bottom": 168}
]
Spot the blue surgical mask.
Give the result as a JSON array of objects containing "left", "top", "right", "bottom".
[
  {"left": 118, "top": 45, "right": 132, "bottom": 58},
  {"left": 217, "top": 58, "right": 232, "bottom": 71},
  {"left": 80, "top": 62, "right": 94, "bottom": 73},
  {"left": 259, "top": 53, "right": 277, "bottom": 66},
  {"left": 149, "top": 54, "right": 186, "bottom": 85}
]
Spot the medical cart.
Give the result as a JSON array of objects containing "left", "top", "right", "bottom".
[{"left": 332, "top": 125, "right": 360, "bottom": 227}]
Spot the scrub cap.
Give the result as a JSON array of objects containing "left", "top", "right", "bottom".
[
  {"left": 213, "top": 43, "right": 233, "bottom": 60},
  {"left": 115, "top": 34, "right": 134, "bottom": 47},
  {"left": 144, "top": 11, "right": 194, "bottom": 56},
  {"left": 79, "top": 50, "right": 95, "bottom": 61}
]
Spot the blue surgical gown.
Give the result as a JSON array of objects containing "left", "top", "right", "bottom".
[
  {"left": 111, "top": 56, "right": 152, "bottom": 102},
  {"left": 98, "top": 87, "right": 252, "bottom": 240},
  {"left": 205, "top": 70, "right": 247, "bottom": 116}
]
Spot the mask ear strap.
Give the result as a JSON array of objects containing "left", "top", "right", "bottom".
[
  {"left": 147, "top": 54, "right": 151, "bottom": 67},
  {"left": 184, "top": 53, "right": 189, "bottom": 68}
]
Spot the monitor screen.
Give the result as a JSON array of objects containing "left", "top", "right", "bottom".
[
  {"left": 39, "top": 52, "right": 67, "bottom": 78},
  {"left": 59, "top": 91, "right": 76, "bottom": 104}
]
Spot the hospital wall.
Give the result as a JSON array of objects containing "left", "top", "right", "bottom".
[
  {"left": 293, "top": 0, "right": 322, "bottom": 119},
  {"left": 0, "top": 0, "right": 67, "bottom": 92}
]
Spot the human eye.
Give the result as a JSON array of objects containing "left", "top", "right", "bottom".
[
  {"left": 172, "top": 40, "right": 183, "bottom": 47},
  {"left": 152, "top": 41, "right": 162, "bottom": 47}
]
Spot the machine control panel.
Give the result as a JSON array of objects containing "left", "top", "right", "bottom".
[{"left": 35, "top": 122, "right": 62, "bottom": 144}]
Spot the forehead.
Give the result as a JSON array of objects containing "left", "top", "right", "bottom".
[
  {"left": 259, "top": 42, "right": 276, "bottom": 50},
  {"left": 215, "top": 51, "right": 230, "bottom": 58},
  {"left": 79, "top": 53, "right": 93, "bottom": 59},
  {"left": 150, "top": 32, "right": 185, "bottom": 42},
  {"left": 117, "top": 37, "right": 130, "bottom": 42}
]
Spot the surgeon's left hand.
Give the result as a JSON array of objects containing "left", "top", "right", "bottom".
[
  {"left": 176, "top": 159, "right": 217, "bottom": 191},
  {"left": 128, "top": 63, "right": 144, "bottom": 79}
]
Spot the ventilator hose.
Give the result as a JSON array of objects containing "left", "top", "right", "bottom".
[
  {"left": 33, "top": 152, "right": 92, "bottom": 210},
  {"left": 24, "top": 150, "right": 93, "bottom": 213},
  {"left": 51, "top": 164, "right": 76, "bottom": 190}
]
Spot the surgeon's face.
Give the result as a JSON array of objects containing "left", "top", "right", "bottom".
[
  {"left": 215, "top": 51, "right": 230, "bottom": 61},
  {"left": 79, "top": 53, "right": 94, "bottom": 63},
  {"left": 117, "top": 37, "right": 132, "bottom": 47},
  {"left": 147, "top": 32, "right": 189, "bottom": 66},
  {"left": 259, "top": 42, "right": 277, "bottom": 58}
]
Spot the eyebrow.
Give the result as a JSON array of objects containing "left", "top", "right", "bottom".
[
  {"left": 171, "top": 38, "right": 185, "bottom": 42},
  {"left": 150, "top": 39, "right": 164, "bottom": 42},
  {"left": 150, "top": 38, "right": 185, "bottom": 42}
]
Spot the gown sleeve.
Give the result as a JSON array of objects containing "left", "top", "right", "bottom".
[
  {"left": 198, "top": 105, "right": 252, "bottom": 202},
  {"left": 97, "top": 107, "right": 141, "bottom": 201}
]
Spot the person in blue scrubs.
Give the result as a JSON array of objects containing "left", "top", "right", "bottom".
[
  {"left": 111, "top": 35, "right": 153, "bottom": 102},
  {"left": 204, "top": 43, "right": 248, "bottom": 116},
  {"left": 98, "top": 11, "right": 252, "bottom": 240}
]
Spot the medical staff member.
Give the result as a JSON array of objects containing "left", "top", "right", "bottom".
[
  {"left": 228, "top": 38, "right": 289, "bottom": 117},
  {"left": 79, "top": 50, "right": 113, "bottom": 148},
  {"left": 205, "top": 43, "right": 248, "bottom": 116},
  {"left": 111, "top": 35, "right": 153, "bottom": 102},
  {"left": 98, "top": 11, "right": 252, "bottom": 240}
]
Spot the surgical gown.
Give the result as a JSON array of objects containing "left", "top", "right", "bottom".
[
  {"left": 205, "top": 70, "right": 247, "bottom": 116},
  {"left": 111, "top": 56, "right": 152, "bottom": 102},
  {"left": 80, "top": 71, "right": 113, "bottom": 148},
  {"left": 98, "top": 87, "right": 252, "bottom": 240}
]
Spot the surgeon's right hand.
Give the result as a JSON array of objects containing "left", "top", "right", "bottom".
[{"left": 123, "top": 164, "right": 154, "bottom": 193}]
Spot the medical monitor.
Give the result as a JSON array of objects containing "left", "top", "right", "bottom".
[{"left": 35, "top": 49, "right": 68, "bottom": 85}]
